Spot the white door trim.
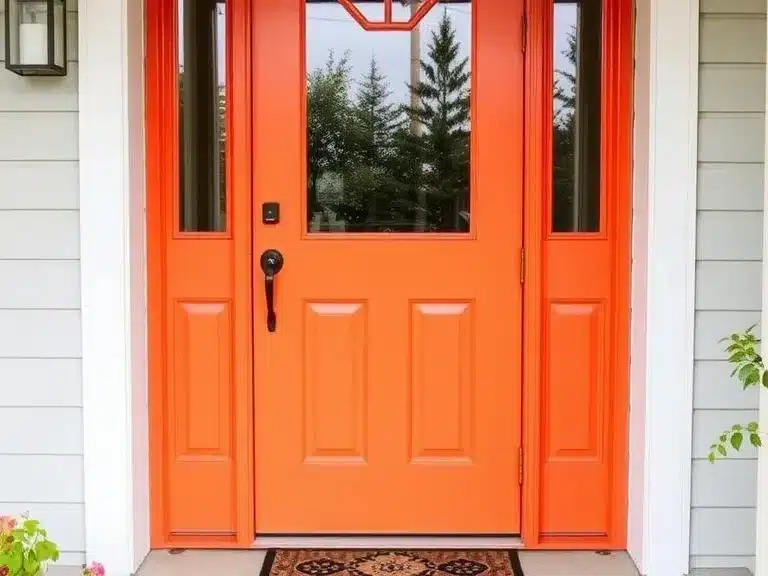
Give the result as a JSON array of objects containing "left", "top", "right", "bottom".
[
  {"left": 628, "top": 0, "right": 699, "bottom": 574},
  {"left": 78, "top": 0, "right": 149, "bottom": 573}
]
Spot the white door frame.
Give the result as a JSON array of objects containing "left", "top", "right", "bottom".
[
  {"left": 78, "top": 0, "right": 149, "bottom": 573},
  {"left": 77, "top": 0, "right": 700, "bottom": 574},
  {"left": 628, "top": 0, "right": 699, "bottom": 574}
]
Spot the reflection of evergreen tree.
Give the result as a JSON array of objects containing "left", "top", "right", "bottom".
[
  {"left": 341, "top": 57, "right": 404, "bottom": 225},
  {"left": 553, "top": 29, "right": 577, "bottom": 232},
  {"left": 406, "top": 10, "right": 471, "bottom": 232},
  {"left": 307, "top": 51, "right": 354, "bottom": 219}
]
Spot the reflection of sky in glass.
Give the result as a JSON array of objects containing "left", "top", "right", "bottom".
[
  {"left": 554, "top": 3, "right": 577, "bottom": 89},
  {"left": 307, "top": 2, "right": 471, "bottom": 103},
  {"left": 188, "top": 1, "right": 576, "bottom": 94}
]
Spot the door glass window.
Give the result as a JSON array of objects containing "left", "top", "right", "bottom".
[
  {"left": 552, "top": 0, "right": 601, "bottom": 233},
  {"left": 178, "top": 0, "right": 228, "bottom": 233},
  {"left": 306, "top": 0, "right": 472, "bottom": 233}
]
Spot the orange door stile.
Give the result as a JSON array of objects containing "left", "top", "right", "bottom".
[
  {"left": 147, "top": 0, "right": 254, "bottom": 547},
  {"left": 252, "top": 0, "right": 525, "bottom": 534},
  {"left": 522, "top": 0, "right": 632, "bottom": 549}
]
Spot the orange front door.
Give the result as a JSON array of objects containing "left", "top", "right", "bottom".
[{"left": 252, "top": 0, "right": 524, "bottom": 533}]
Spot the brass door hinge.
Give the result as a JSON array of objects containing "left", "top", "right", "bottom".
[
  {"left": 520, "top": 248, "right": 526, "bottom": 284},
  {"left": 518, "top": 447, "right": 524, "bottom": 485}
]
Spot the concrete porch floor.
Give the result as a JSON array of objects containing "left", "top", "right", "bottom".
[{"left": 127, "top": 549, "right": 641, "bottom": 576}]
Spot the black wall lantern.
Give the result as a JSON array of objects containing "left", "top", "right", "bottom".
[{"left": 4, "top": 0, "right": 67, "bottom": 76}]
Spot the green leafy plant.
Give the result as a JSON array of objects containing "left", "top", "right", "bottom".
[
  {"left": 0, "top": 514, "right": 104, "bottom": 576},
  {"left": 0, "top": 514, "right": 60, "bottom": 576},
  {"left": 708, "top": 325, "right": 765, "bottom": 462}
]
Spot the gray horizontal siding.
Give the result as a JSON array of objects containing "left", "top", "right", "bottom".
[
  {"left": 692, "top": 1, "right": 765, "bottom": 572},
  {"left": 0, "top": 0, "right": 84, "bottom": 566}
]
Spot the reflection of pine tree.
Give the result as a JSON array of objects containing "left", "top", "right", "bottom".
[
  {"left": 553, "top": 28, "right": 576, "bottom": 232},
  {"left": 342, "top": 57, "right": 404, "bottom": 226},
  {"left": 307, "top": 51, "right": 354, "bottom": 219},
  {"left": 406, "top": 10, "right": 471, "bottom": 232}
]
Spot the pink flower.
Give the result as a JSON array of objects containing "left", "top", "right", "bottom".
[
  {"left": 0, "top": 517, "right": 16, "bottom": 533},
  {"left": 82, "top": 561, "right": 106, "bottom": 576},
  {"left": 0, "top": 565, "right": 9, "bottom": 576}
]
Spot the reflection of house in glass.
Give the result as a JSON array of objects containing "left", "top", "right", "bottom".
[
  {"left": 306, "top": 0, "right": 473, "bottom": 233},
  {"left": 177, "top": 0, "right": 228, "bottom": 233}
]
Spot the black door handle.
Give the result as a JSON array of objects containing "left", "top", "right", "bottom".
[{"left": 260, "top": 249, "right": 284, "bottom": 332}]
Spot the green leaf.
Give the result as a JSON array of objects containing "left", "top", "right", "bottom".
[
  {"left": 752, "top": 433, "right": 763, "bottom": 448},
  {"left": 746, "top": 367, "right": 761, "bottom": 387},
  {"left": 7, "top": 552, "right": 21, "bottom": 573},
  {"left": 720, "top": 433, "right": 728, "bottom": 442},
  {"left": 732, "top": 424, "right": 743, "bottom": 431},
  {"left": 708, "top": 452, "right": 716, "bottom": 463},
  {"left": 762, "top": 371, "right": 768, "bottom": 389},
  {"left": 718, "top": 444, "right": 727, "bottom": 456},
  {"left": 748, "top": 421, "right": 759, "bottom": 433},
  {"left": 731, "top": 432, "right": 744, "bottom": 451},
  {"left": 730, "top": 351, "right": 747, "bottom": 363},
  {"left": 738, "top": 364, "right": 753, "bottom": 382}
]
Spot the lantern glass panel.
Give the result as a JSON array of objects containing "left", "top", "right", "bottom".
[
  {"left": 53, "top": 0, "right": 65, "bottom": 68},
  {"left": 18, "top": 1, "right": 48, "bottom": 65}
]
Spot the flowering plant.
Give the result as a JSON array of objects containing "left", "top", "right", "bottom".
[
  {"left": 0, "top": 514, "right": 59, "bottom": 576},
  {"left": 81, "top": 562, "right": 105, "bottom": 576},
  {"left": 0, "top": 515, "right": 104, "bottom": 576}
]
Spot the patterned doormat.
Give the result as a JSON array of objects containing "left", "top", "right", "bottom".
[{"left": 260, "top": 550, "right": 524, "bottom": 576}]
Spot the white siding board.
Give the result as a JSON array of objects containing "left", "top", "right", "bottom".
[
  {"left": 690, "top": 558, "right": 756, "bottom": 574},
  {"left": 698, "top": 114, "right": 765, "bottom": 163},
  {"left": 701, "top": 0, "right": 767, "bottom": 14},
  {"left": 699, "top": 15, "right": 767, "bottom": 64},
  {"left": 0, "top": 310, "right": 81, "bottom": 358},
  {"left": 695, "top": 312, "right": 762, "bottom": 359},
  {"left": 0, "top": 358, "right": 82, "bottom": 407},
  {"left": 0, "top": 407, "right": 82, "bottom": 454},
  {"left": 690, "top": 508, "right": 757, "bottom": 556},
  {"left": 692, "top": 410, "right": 760, "bottom": 460},
  {"left": 694, "top": 360, "right": 760, "bottom": 410},
  {"left": 48, "top": 564, "right": 85, "bottom": 576},
  {"left": 691, "top": 459, "right": 758, "bottom": 507},
  {"left": 699, "top": 64, "right": 766, "bottom": 112},
  {"left": 698, "top": 163, "right": 764, "bottom": 211},
  {"left": 696, "top": 212, "right": 763, "bottom": 261},
  {"left": 0, "top": 161, "right": 79, "bottom": 210},
  {"left": 0, "top": 113, "right": 78, "bottom": 161},
  {"left": 0, "top": 211, "right": 79, "bottom": 259},
  {"left": 0, "top": 455, "right": 83, "bottom": 502},
  {"left": 0, "top": 261, "right": 80, "bottom": 309},
  {"left": 0, "top": 66, "right": 79, "bottom": 112},
  {"left": 695, "top": 261, "right": 762, "bottom": 309}
]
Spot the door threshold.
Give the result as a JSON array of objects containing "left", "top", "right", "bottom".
[{"left": 252, "top": 536, "right": 524, "bottom": 549}]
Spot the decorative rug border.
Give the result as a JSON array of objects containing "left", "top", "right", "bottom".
[{"left": 259, "top": 549, "right": 525, "bottom": 576}]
